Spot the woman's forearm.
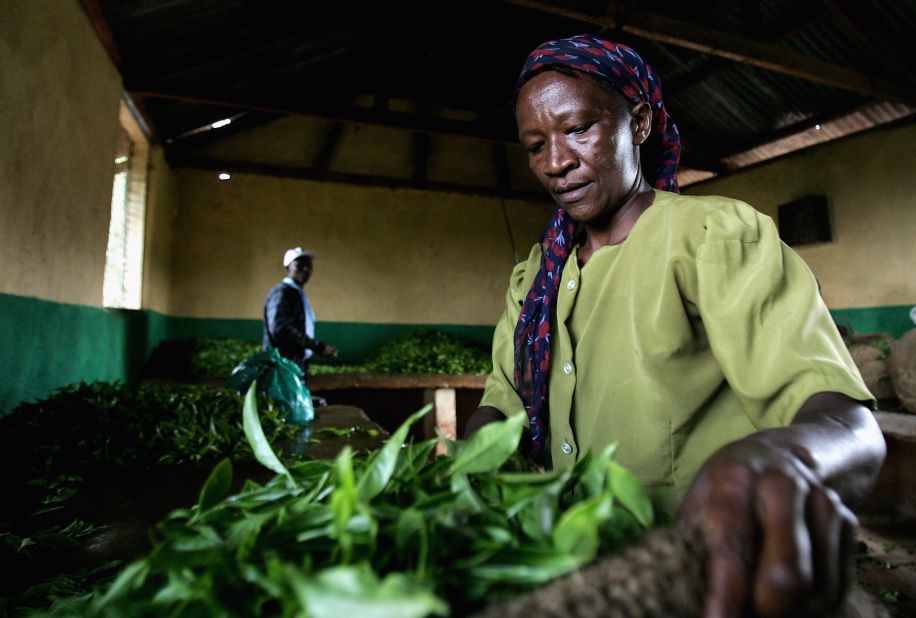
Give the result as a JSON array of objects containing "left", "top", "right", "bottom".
[
  {"left": 464, "top": 406, "right": 506, "bottom": 438},
  {"left": 781, "top": 391, "right": 886, "bottom": 504},
  {"left": 702, "top": 392, "right": 885, "bottom": 506}
]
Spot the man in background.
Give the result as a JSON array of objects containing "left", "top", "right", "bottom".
[{"left": 263, "top": 246, "right": 337, "bottom": 383}]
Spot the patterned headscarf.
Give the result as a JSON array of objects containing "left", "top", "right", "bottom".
[{"left": 512, "top": 34, "right": 681, "bottom": 462}]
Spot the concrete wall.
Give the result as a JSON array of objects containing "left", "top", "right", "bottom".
[
  {"left": 165, "top": 169, "right": 553, "bottom": 350},
  {"left": 0, "top": 0, "right": 142, "bottom": 413},
  {"left": 168, "top": 170, "right": 551, "bottom": 324},
  {"left": 685, "top": 121, "right": 916, "bottom": 335},
  {"left": 0, "top": 0, "right": 122, "bottom": 305},
  {"left": 143, "top": 146, "right": 178, "bottom": 314}
]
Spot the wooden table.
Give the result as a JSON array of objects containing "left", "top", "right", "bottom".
[{"left": 309, "top": 373, "right": 487, "bottom": 450}]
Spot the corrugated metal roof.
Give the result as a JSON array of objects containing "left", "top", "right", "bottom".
[{"left": 86, "top": 0, "right": 916, "bottom": 188}]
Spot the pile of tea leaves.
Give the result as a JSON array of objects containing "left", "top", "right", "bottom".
[
  {"left": 18, "top": 395, "right": 652, "bottom": 616},
  {"left": 146, "top": 330, "right": 492, "bottom": 380},
  {"left": 0, "top": 381, "right": 302, "bottom": 520},
  {"left": 145, "top": 338, "right": 262, "bottom": 379},
  {"left": 312, "top": 329, "right": 492, "bottom": 376}
]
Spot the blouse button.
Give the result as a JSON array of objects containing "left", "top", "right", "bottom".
[
  {"left": 566, "top": 279, "right": 577, "bottom": 291},
  {"left": 563, "top": 362, "right": 573, "bottom": 375},
  {"left": 561, "top": 441, "right": 573, "bottom": 455}
]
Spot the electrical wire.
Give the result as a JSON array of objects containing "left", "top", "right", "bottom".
[{"left": 499, "top": 195, "right": 519, "bottom": 265}]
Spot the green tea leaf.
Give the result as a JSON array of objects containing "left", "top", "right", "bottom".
[
  {"left": 516, "top": 485, "right": 561, "bottom": 542},
  {"left": 448, "top": 412, "right": 524, "bottom": 475},
  {"left": 395, "top": 509, "right": 428, "bottom": 575},
  {"left": 197, "top": 458, "right": 233, "bottom": 512},
  {"left": 330, "top": 447, "right": 358, "bottom": 561},
  {"left": 357, "top": 404, "right": 432, "bottom": 502},
  {"left": 392, "top": 438, "right": 438, "bottom": 481},
  {"left": 287, "top": 564, "right": 448, "bottom": 618},
  {"left": 468, "top": 546, "right": 582, "bottom": 585},
  {"left": 493, "top": 468, "right": 566, "bottom": 484},
  {"left": 551, "top": 493, "right": 613, "bottom": 560},
  {"left": 499, "top": 467, "right": 571, "bottom": 519},
  {"left": 242, "top": 381, "right": 290, "bottom": 477},
  {"left": 93, "top": 560, "right": 149, "bottom": 609},
  {"left": 608, "top": 459, "right": 653, "bottom": 527},
  {"left": 449, "top": 472, "right": 486, "bottom": 513}
]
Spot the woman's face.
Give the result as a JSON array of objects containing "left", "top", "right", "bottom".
[{"left": 516, "top": 70, "right": 644, "bottom": 224}]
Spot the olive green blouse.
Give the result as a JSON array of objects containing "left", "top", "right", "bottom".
[{"left": 480, "top": 190, "right": 872, "bottom": 516}]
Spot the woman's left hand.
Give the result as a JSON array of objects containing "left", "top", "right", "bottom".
[{"left": 679, "top": 434, "right": 857, "bottom": 618}]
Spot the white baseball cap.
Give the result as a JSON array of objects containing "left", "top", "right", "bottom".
[{"left": 283, "top": 247, "right": 317, "bottom": 267}]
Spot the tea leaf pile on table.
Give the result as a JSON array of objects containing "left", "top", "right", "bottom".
[
  {"left": 312, "top": 329, "right": 492, "bottom": 376},
  {"left": 33, "top": 395, "right": 652, "bottom": 616},
  {"left": 190, "top": 338, "right": 264, "bottom": 377},
  {"left": 360, "top": 329, "right": 491, "bottom": 375},
  {"left": 145, "top": 338, "right": 263, "bottom": 379},
  {"left": 145, "top": 330, "right": 492, "bottom": 379}
]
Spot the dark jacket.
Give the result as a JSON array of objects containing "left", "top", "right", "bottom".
[{"left": 262, "top": 282, "right": 324, "bottom": 372}]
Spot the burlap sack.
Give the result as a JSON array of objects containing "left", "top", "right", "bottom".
[
  {"left": 848, "top": 336, "right": 895, "bottom": 401},
  {"left": 888, "top": 329, "right": 916, "bottom": 413},
  {"left": 475, "top": 521, "right": 889, "bottom": 618}
]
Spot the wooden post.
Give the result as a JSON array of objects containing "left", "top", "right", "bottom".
[{"left": 423, "top": 387, "right": 457, "bottom": 455}]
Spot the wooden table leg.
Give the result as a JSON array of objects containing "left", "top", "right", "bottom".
[{"left": 423, "top": 387, "right": 457, "bottom": 454}]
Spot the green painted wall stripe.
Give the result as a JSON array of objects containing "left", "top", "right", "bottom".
[
  {"left": 829, "top": 304, "right": 914, "bottom": 338},
  {"left": 0, "top": 293, "right": 147, "bottom": 415},
  {"left": 152, "top": 315, "right": 495, "bottom": 364},
  {"left": 4, "top": 291, "right": 912, "bottom": 415},
  {"left": 0, "top": 292, "right": 495, "bottom": 414}
]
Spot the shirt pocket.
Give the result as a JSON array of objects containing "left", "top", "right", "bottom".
[{"left": 573, "top": 382, "right": 675, "bottom": 489}]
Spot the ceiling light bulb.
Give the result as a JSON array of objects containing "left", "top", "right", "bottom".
[
  {"left": 218, "top": 173, "right": 231, "bottom": 181},
  {"left": 815, "top": 124, "right": 821, "bottom": 130},
  {"left": 211, "top": 118, "right": 232, "bottom": 129}
]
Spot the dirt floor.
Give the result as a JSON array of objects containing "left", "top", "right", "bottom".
[
  {"left": 854, "top": 410, "right": 916, "bottom": 617},
  {"left": 856, "top": 513, "right": 916, "bottom": 617}
]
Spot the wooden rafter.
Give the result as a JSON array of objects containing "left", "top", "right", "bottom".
[
  {"left": 134, "top": 90, "right": 518, "bottom": 144},
  {"left": 173, "top": 156, "right": 548, "bottom": 202},
  {"left": 719, "top": 100, "right": 909, "bottom": 163},
  {"left": 502, "top": 0, "right": 916, "bottom": 106},
  {"left": 412, "top": 132, "right": 430, "bottom": 184},
  {"left": 153, "top": 32, "right": 314, "bottom": 82},
  {"left": 313, "top": 122, "right": 345, "bottom": 172},
  {"left": 77, "top": 0, "right": 121, "bottom": 68}
]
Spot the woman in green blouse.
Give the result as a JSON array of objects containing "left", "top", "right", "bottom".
[{"left": 467, "top": 34, "right": 885, "bottom": 617}]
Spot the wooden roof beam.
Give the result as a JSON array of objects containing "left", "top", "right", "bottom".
[
  {"left": 173, "top": 157, "right": 549, "bottom": 203},
  {"left": 313, "top": 121, "right": 345, "bottom": 173},
  {"left": 78, "top": 0, "right": 121, "bottom": 68},
  {"left": 133, "top": 90, "right": 519, "bottom": 145}
]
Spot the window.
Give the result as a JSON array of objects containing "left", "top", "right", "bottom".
[{"left": 103, "top": 98, "right": 149, "bottom": 309}]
